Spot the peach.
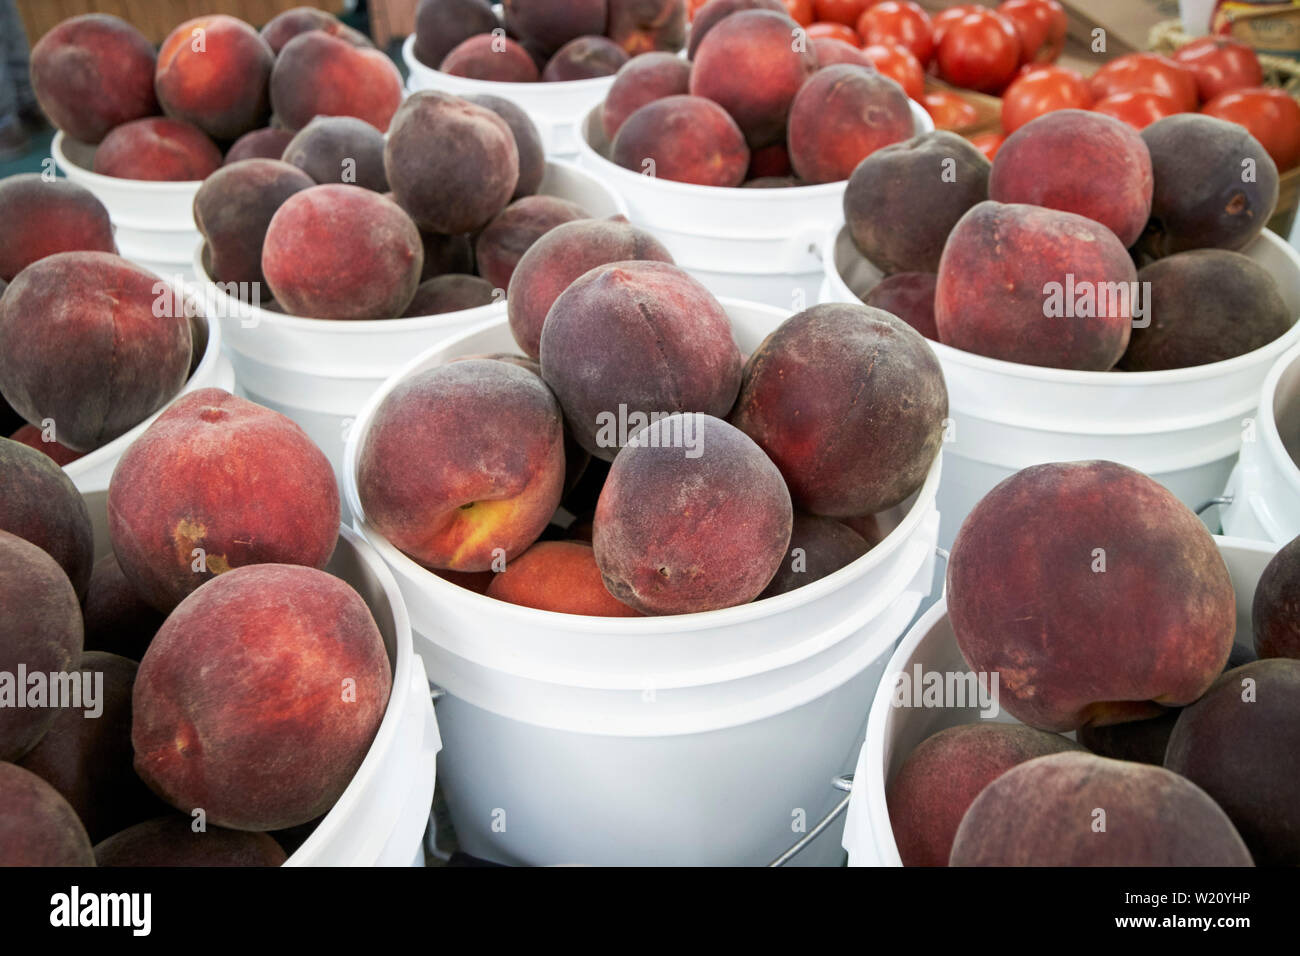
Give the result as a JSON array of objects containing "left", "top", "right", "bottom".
[
  {"left": 504, "top": 0, "right": 607, "bottom": 54},
  {"left": 1165, "top": 659, "right": 1300, "bottom": 866},
  {"left": 601, "top": 51, "right": 692, "bottom": 140},
  {"left": 107, "top": 388, "right": 340, "bottom": 613},
  {"left": 262, "top": 185, "right": 423, "bottom": 320},
  {"left": 155, "top": 15, "right": 273, "bottom": 141},
  {"left": 357, "top": 359, "right": 566, "bottom": 571},
  {"left": 0, "top": 252, "right": 193, "bottom": 452},
  {"left": 92, "top": 117, "right": 222, "bottom": 181},
  {"left": 415, "top": 0, "right": 500, "bottom": 67},
  {"left": 95, "top": 816, "right": 286, "bottom": 866},
  {"left": 419, "top": 230, "right": 476, "bottom": 281},
  {"left": 475, "top": 196, "right": 589, "bottom": 291},
  {"left": 989, "top": 109, "right": 1153, "bottom": 247},
  {"left": 402, "top": 275, "right": 497, "bottom": 316},
  {"left": 688, "top": 0, "right": 785, "bottom": 58},
  {"left": 1120, "top": 250, "right": 1291, "bottom": 371},
  {"left": 812, "top": 37, "right": 875, "bottom": 69},
  {"left": 29, "top": 13, "right": 159, "bottom": 145},
  {"left": 844, "top": 131, "right": 989, "bottom": 275},
  {"left": 608, "top": 0, "right": 688, "bottom": 55},
  {"left": 862, "top": 273, "right": 938, "bottom": 340},
  {"left": 0, "top": 440, "right": 93, "bottom": 598},
  {"left": 1140, "top": 114, "right": 1278, "bottom": 257},
  {"left": 1078, "top": 709, "right": 1181, "bottom": 766},
  {"left": 748, "top": 142, "right": 792, "bottom": 179},
  {"left": 612, "top": 94, "right": 750, "bottom": 186},
  {"left": 689, "top": 9, "right": 818, "bottom": 148},
  {"left": 730, "top": 303, "right": 946, "bottom": 516},
  {"left": 194, "top": 158, "right": 316, "bottom": 287},
  {"left": 261, "top": 6, "right": 373, "bottom": 54},
  {"left": 508, "top": 217, "right": 674, "bottom": 359},
  {"left": 593, "top": 413, "right": 792, "bottom": 614},
  {"left": 440, "top": 35, "right": 540, "bottom": 82},
  {"left": 0, "top": 530, "right": 83, "bottom": 761},
  {"left": 82, "top": 555, "right": 165, "bottom": 662},
  {"left": 385, "top": 91, "right": 520, "bottom": 235},
  {"left": 487, "top": 541, "right": 641, "bottom": 616},
  {"left": 946, "top": 461, "right": 1236, "bottom": 732},
  {"left": 465, "top": 94, "right": 546, "bottom": 200},
  {"left": 1253, "top": 534, "right": 1300, "bottom": 660},
  {"left": 8, "top": 424, "right": 85, "bottom": 466},
  {"left": 223, "top": 126, "right": 294, "bottom": 164},
  {"left": 133, "top": 564, "right": 390, "bottom": 831},
  {"left": 281, "top": 116, "right": 389, "bottom": 192},
  {"left": 18, "top": 652, "right": 164, "bottom": 842},
  {"left": 0, "top": 762, "right": 94, "bottom": 866},
  {"left": 540, "top": 261, "right": 743, "bottom": 460},
  {"left": 270, "top": 31, "right": 404, "bottom": 133},
  {"left": 935, "top": 201, "right": 1135, "bottom": 370},
  {"left": 888, "top": 723, "right": 1081, "bottom": 867},
  {"left": 543, "top": 36, "right": 629, "bottom": 81},
  {"left": 949, "top": 752, "right": 1253, "bottom": 866},
  {"left": 760, "top": 513, "right": 869, "bottom": 597},
  {"left": 788, "top": 65, "right": 914, "bottom": 184}
]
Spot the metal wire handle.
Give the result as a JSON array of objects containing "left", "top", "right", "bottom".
[
  {"left": 1196, "top": 495, "right": 1234, "bottom": 517},
  {"left": 767, "top": 774, "right": 855, "bottom": 867}
]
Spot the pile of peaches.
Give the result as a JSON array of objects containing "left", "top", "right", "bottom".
[
  {"left": 889, "top": 459, "right": 1300, "bottom": 867},
  {"left": 1, "top": 386, "right": 381, "bottom": 866},
  {"left": 32, "top": 7, "right": 403, "bottom": 181}
]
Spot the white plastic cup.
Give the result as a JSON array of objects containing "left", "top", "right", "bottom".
[
  {"left": 1221, "top": 341, "right": 1300, "bottom": 543},
  {"left": 821, "top": 223, "right": 1300, "bottom": 550},
  {"left": 195, "top": 159, "right": 627, "bottom": 496},
  {"left": 845, "top": 535, "right": 1277, "bottom": 866},
  {"left": 52, "top": 131, "right": 202, "bottom": 282},
  {"left": 575, "top": 102, "right": 934, "bottom": 309},
  {"left": 402, "top": 34, "right": 615, "bottom": 158},
  {"left": 341, "top": 300, "right": 944, "bottom": 866}
]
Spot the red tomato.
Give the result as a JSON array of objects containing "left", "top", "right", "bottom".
[
  {"left": 997, "top": 0, "right": 1066, "bottom": 64},
  {"left": 930, "top": 4, "right": 977, "bottom": 49},
  {"left": 1000, "top": 64, "right": 1091, "bottom": 133},
  {"left": 813, "top": 0, "right": 875, "bottom": 27},
  {"left": 861, "top": 41, "right": 925, "bottom": 99},
  {"left": 1091, "top": 90, "right": 1184, "bottom": 131},
  {"left": 923, "top": 90, "right": 978, "bottom": 130},
  {"left": 1172, "top": 36, "right": 1264, "bottom": 102},
  {"left": 968, "top": 131, "right": 1006, "bottom": 162},
  {"left": 1203, "top": 86, "right": 1300, "bottom": 171},
  {"left": 935, "top": 9, "right": 1021, "bottom": 94},
  {"left": 1087, "top": 53, "right": 1199, "bottom": 112},
  {"left": 808, "top": 21, "right": 862, "bottom": 47},
  {"left": 856, "top": 2, "right": 932, "bottom": 65},
  {"left": 783, "top": 0, "right": 816, "bottom": 27}
]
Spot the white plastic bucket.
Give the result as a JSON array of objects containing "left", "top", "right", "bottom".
[
  {"left": 821, "top": 224, "right": 1300, "bottom": 550},
  {"left": 341, "top": 300, "right": 944, "bottom": 866},
  {"left": 196, "top": 158, "right": 626, "bottom": 496},
  {"left": 845, "top": 535, "right": 1276, "bottom": 866},
  {"left": 52, "top": 131, "right": 202, "bottom": 282},
  {"left": 63, "top": 307, "right": 235, "bottom": 494},
  {"left": 575, "top": 102, "right": 934, "bottom": 309},
  {"left": 402, "top": 34, "right": 615, "bottom": 159},
  {"left": 79, "top": 488, "right": 440, "bottom": 867},
  {"left": 1221, "top": 341, "right": 1300, "bottom": 543}
]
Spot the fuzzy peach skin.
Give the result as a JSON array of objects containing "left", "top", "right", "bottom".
[
  {"left": 107, "top": 389, "right": 340, "bottom": 613},
  {"left": 440, "top": 34, "right": 539, "bottom": 82},
  {"left": 223, "top": 127, "right": 294, "bottom": 164},
  {"left": 0, "top": 252, "right": 193, "bottom": 453},
  {"left": 131, "top": 564, "right": 391, "bottom": 832},
  {"left": 95, "top": 816, "right": 286, "bottom": 867},
  {"left": 281, "top": 116, "right": 389, "bottom": 192},
  {"left": 155, "top": 15, "right": 273, "bottom": 141},
  {"left": 503, "top": 0, "right": 606, "bottom": 54},
  {"left": 475, "top": 195, "right": 589, "bottom": 291},
  {"left": 29, "top": 13, "right": 159, "bottom": 145},
  {"left": 611, "top": 95, "right": 751, "bottom": 187},
  {"left": 81, "top": 554, "right": 165, "bottom": 662},
  {"left": 687, "top": 0, "right": 785, "bottom": 58},
  {"left": 541, "top": 261, "right": 743, "bottom": 461},
  {"left": 946, "top": 461, "right": 1236, "bottom": 733},
  {"left": 760, "top": 512, "right": 870, "bottom": 598},
  {"left": 990, "top": 109, "right": 1153, "bottom": 248},
  {"left": 357, "top": 359, "right": 566, "bottom": 572},
  {"left": 862, "top": 273, "right": 939, "bottom": 340},
  {"left": 0, "top": 440, "right": 94, "bottom": 599},
  {"left": 935, "top": 200, "right": 1135, "bottom": 371},
  {"left": 543, "top": 36, "right": 629, "bottom": 82},
  {"left": 261, "top": 6, "right": 373, "bottom": 54},
  {"left": 887, "top": 723, "right": 1081, "bottom": 867},
  {"left": 270, "top": 31, "right": 404, "bottom": 133},
  {"left": 0, "top": 175, "right": 116, "bottom": 282},
  {"left": 465, "top": 94, "right": 546, "bottom": 201},
  {"left": 0, "top": 762, "right": 94, "bottom": 866},
  {"left": 787, "top": 65, "right": 914, "bottom": 185},
  {"left": 0, "top": 531, "right": 83, "bottom": 762},
  {"left": 415, "top": 0, "right": 498, "bottom": 67},
  {"left": 729, "top": 303, "right": 947, "bottom": 517},
  {"left": 92, "top": 117, "right": 222, "bottom": 181},
  {"left": 608, "top": 0, "right": 688, "bottom": 55},
  {"left": 8, "top": 424, "right": 84, "bottom": 466},
  {"left": 949, "top": 751, "right": 1254, "bottom": 866},
  {"left": 601, "top": 52, "right": 692, "bottom": 140},
  {"left": 1253, "top": 534, "right": 1300, "bottom": 660},
  {"left": 487, "top": 541, "right": 642, "bottom": 616},
  {"left": 261, "top": 184, "right": 423, "bottom": 320}
]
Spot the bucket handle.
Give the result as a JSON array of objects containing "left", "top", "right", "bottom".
[{"left": 1196, "top": 495, "right": 1233, "bottom": 517}]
